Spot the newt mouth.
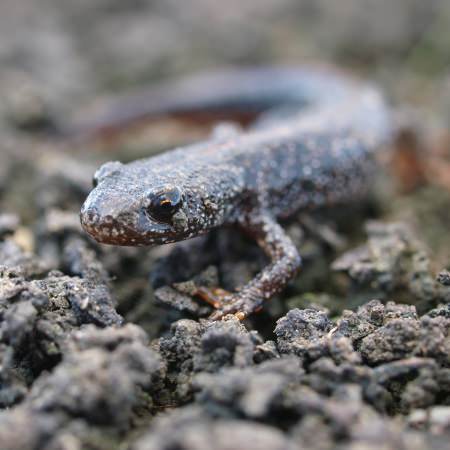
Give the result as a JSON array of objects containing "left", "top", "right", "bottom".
[{"left": 80, "top": 200, "right": 179, "bottom": 246}]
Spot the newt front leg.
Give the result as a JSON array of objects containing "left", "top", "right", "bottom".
[{"left": 210, "top": 212, "right": 302, "bottom": 320}]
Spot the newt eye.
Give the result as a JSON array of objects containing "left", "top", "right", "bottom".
[{"left": 146, "top": 186, "right": 183, "bottom": 223}]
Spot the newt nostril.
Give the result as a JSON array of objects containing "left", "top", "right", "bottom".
[
  {"left": 80, "top": 204, "right": 100, "bottom": 227},
  {"left": 103, "top": 214, "right": 114, "bottom": 224}
]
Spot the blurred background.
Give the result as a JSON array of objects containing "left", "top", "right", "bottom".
[{"left": 1, "top": 0, "right": 450, "bottom": 121}]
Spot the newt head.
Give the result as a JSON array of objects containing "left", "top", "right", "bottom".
[{"left": 80, "top": 158, "right": 244, "bottom": 246}]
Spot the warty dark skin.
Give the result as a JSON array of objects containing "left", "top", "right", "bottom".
[{"left": 79, "top": 67, "right": 391, "bottom": 320}]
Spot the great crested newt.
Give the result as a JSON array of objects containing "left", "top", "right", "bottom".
[{"left": 79, "top": 67, "right": 391, "bottom": 319}]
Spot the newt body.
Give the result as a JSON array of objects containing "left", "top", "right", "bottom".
[{"left": 80, "top": 67, "right": 391, "bottom": 319}]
